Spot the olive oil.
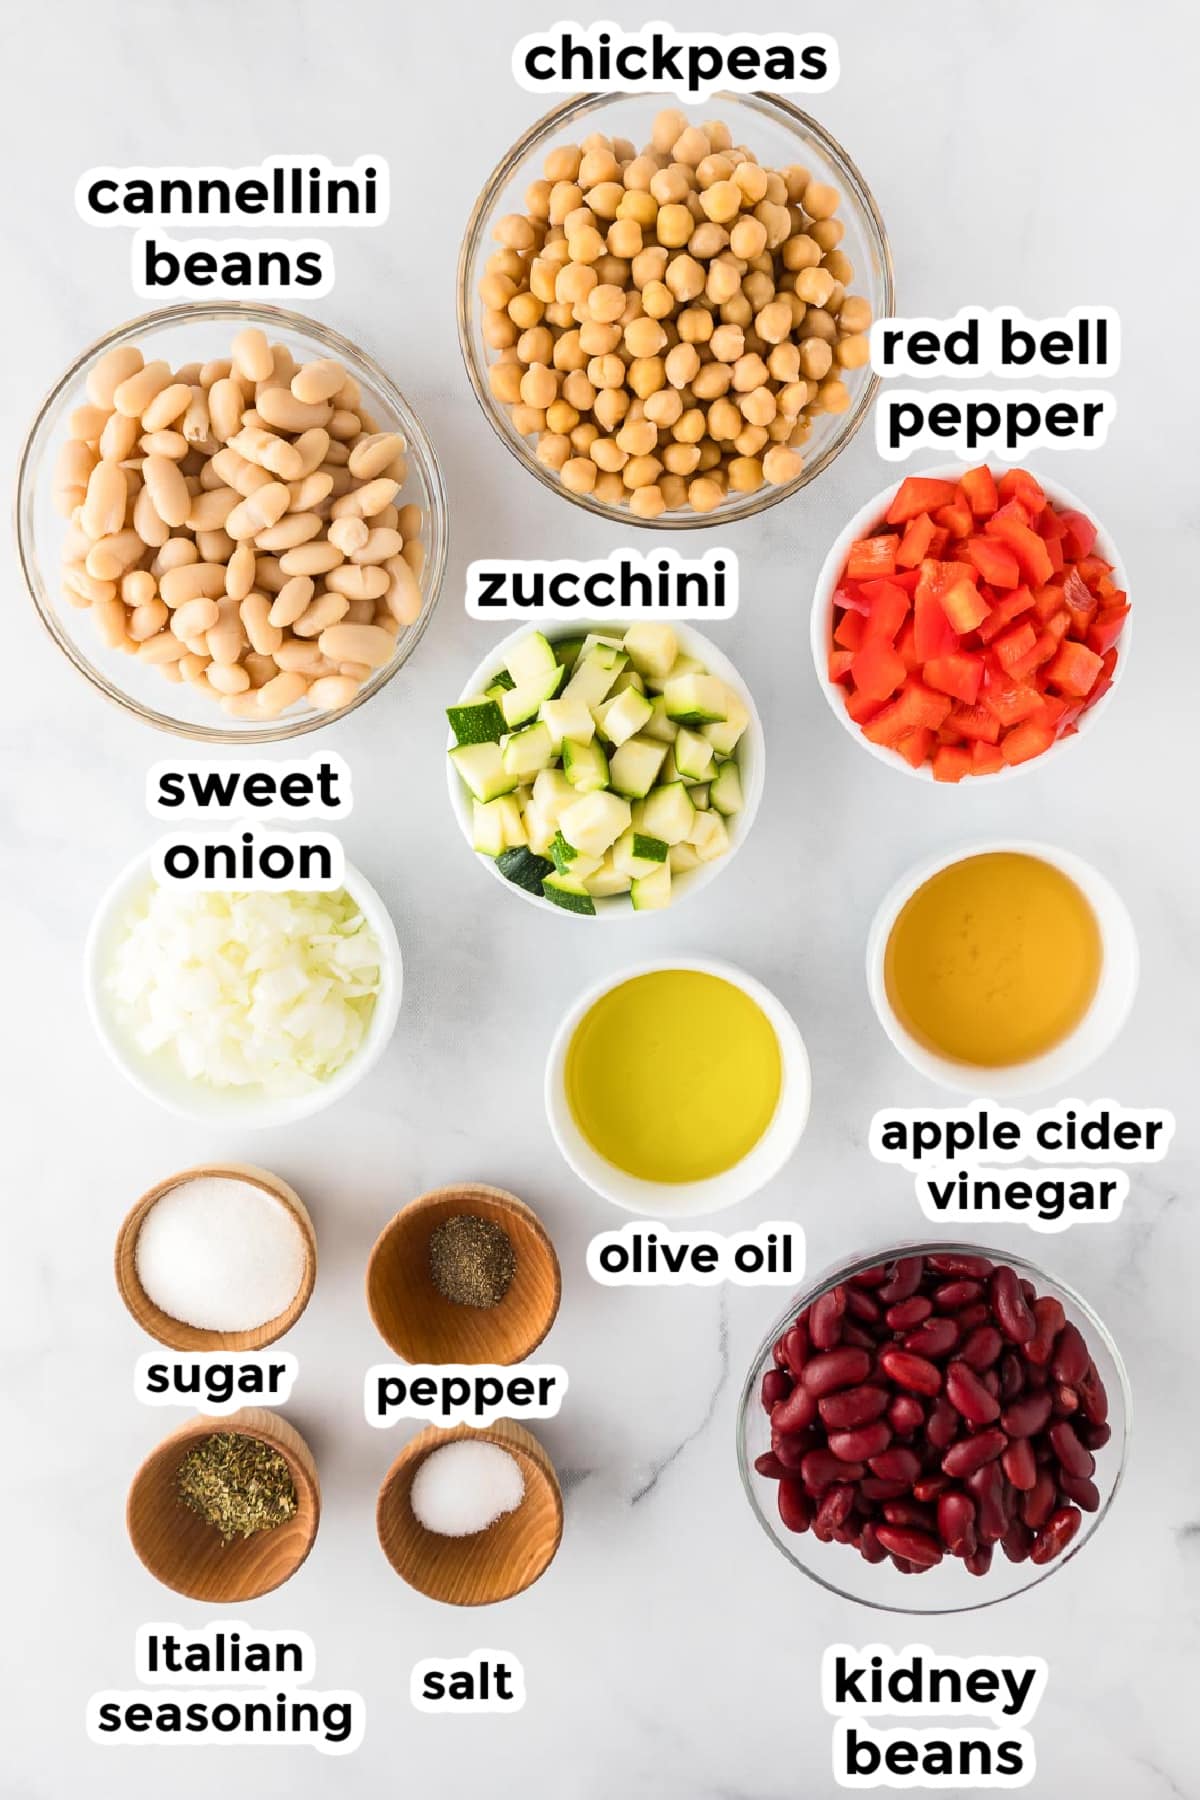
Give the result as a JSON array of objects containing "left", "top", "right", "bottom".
[
  {"left": 884, "top": 852, "right": 1102, "bottom": 1068},
  {"left": 565, "top": 969, "right": 782, "bottom": 1183}
]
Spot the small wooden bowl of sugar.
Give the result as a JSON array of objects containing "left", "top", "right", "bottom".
[{"left": 115, "top": 1163, "right": 317, "bottom": 1352}]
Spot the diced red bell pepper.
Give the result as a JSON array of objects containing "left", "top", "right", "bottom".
[
  {"left": 1058, "top": 509, "right": 1097, "bottom": 560},
  {"left": 1044, "top": 609, "right": 1071, "bottom": 643},
  {"left": 913, "top": 572, "right": 960, "bottom": 661},
  {"left": 833, "top": 608, "right": 865, "bottom": 650},
  {"left": 925, "top": 526, "right": 950, "bottom": 559},
  {"left": 895, "top": 726, "right": 935, "bottom": 768},
  {"left": 1044, "top": 638, "right": 1103, "bottom": 697},
  {"left": 977, "top": 585, "right": 1034, "bottom": 643},
  {"left": 950, "top": 701, "right": 1001, "bottom": 744},
  {"left": 828, "top": 647, "right": 855, "bottom": 684},
  {"left": 993, "top": 620, "right": 1038, "bottom": 673},
  {"left": 1061, "top": 566, "right": 1097, "bottom": 631},
  {"left": 1001, "top": 720, "right": 1055, "bottom": 766},
  {"left": 1086, "top": 604, "right": 1130, "bottom": 655},
  {"left": 1032, "top": 581, "right": 1065, "bottom": 621},
  {"left": 1007, "top": 631, "right": 1059, "bottom": 682},
  {"left": 863, "top": 679, "right": 953, "bottom": 747},
  {"left": 845, "top": 686, "right": 884, "bottom": 725},
  {"left": 998, "top": 469, "right": 1047, "bottom": 515},
  {"left": 833, "top": 580, "right": 869, "bottom": 614},
  {"left": 985, "top": 514, "right": 1055, "bottom": 586},
  {"left": 1076, "top": 555, "right": 1113, "bottom": 588},
  {"left": 934, "top": 494, "right": 973, "bottom": 541},
  {"left": 963, "top": 535, "right": 1020, "bottom": 588},
  {"left": 1085, "top": 647, "right": 1119, "bottom": 707},
  {"left": 939, "top": 577, "right": 991, "bottom": 634},
  {"left": 1033, "top": 693, "right": 1075, "bottom": 735},
  {"left": 846, "top": 534, "right": 899, "bottom": 581},
  {"left": 851, "top": 639, "right": 907, "bottom": 701},
  {"left": 896, "top": 511, "right": 936, "bottom": 569},
  {"left": 982, "top": 673, "right": 1043, "bottom": 727},
  {"left": 960, "top": 465, "right": 999, "bottom": 517},
  {"left": 860, "top": 579, "right": 911, "bottom": 643},
  {"left": 932, "top": 743, "right": 973, "bottom": 783},
  {"left": 1036, "top": 504, "right": 1068, "bottom": 542},
  {"left": 1043, "top": 533, "right": 1064, "bottom": 575},
  {"left": 923, "top": 651, "right": 984, "bottom": 705},
  {"left": 970, "top": 739, "right": 1006, "bottom": 775},
  {"left": 885, "top": 477, "right": 960, "bottom": 525},
  {"left": 895, "top": 620, "right": 920, "bottom": 672}
]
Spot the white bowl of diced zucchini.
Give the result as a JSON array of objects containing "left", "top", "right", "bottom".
[{"left": 445, "top": 621, "right": 764, "bottom": 918}]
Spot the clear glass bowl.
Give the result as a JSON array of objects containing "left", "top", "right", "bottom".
[
  {"left": 17, "top": 301, "right": 448, "bottom": 742},
  {"left": 458, "top": 91, "right": 893, "bottom": 529},
  {"left": 736, "top": 1239, "right": 1130, "bottom": 1613}
]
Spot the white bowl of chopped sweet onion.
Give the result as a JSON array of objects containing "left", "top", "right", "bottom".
[{"left": 84, "top": 845, "right": 402, "bottom": 1126}]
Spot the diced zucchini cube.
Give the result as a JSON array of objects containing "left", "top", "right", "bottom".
[
  {"left": 709, "top": 760, "right": 744, "bottom": 815},
  {"left": 531, "top": 768, "right": 578, "bottom": 823},
  {"left": 542, "top": 873, "right": 597, "bottom": 916},
  {"left": 641, "top": 781, "right": 695, "bottom": 845},
  {"left": 622, "top": 623, "right": 679, "bottom": 681},
  {"left": 502, "top": 720, "right": 555, "bottom": 778},
  {"left": 669, "top": 840, "right": 701, "bottom": 872},
  {"left": 447, "top": 695, "right": 506, "bottom": 745},
  {"left": 610, "top": 668, "right": 646, "bottom": 697},
  {"left": 631, "top": 861, "right": 672, "bottom": 911},
  {"left": 523, "top": 802, "right": 557, "bottom": 857},
  {"left": 688, "top": 783, "right": 710, "bottom": 810},
  {"left": 541, "top": 693, "right": 596, "bottom": 750},
  {"left": 647, "top": 652, "right": 704, "bottom": 694},
  {"left": 673, "top": 725, "right": 715, "bottom": 782},
  {"left": 612, "top": 828, "right": 670, "bottom": 879},
  {"left": 472, "top": 798, "right": 507, "bottom": 856},
  {"left": 450, "top": 741, "right": 518, "bottom": 803},
  {"left": 664, "top": 672, "right": 729, "bottom": 725},
  {"left": 599, "top": 685, "right": 654, "bottom": 748},
  {"left": 506, "top": 631, "right": 559, "bottom": 688},
  {"left": 558, "top": 790, "right": 632, "bottom": 859},
  {"left": 641, "top": 694, "right": 680, "bottom": 744},
  {"left": 687, "top": 808, "right": 730, "bottom": 861},
  {"left": 563, "top": 737, "right": 610, "bottom": 793},
  {"left": 702, "top": 686, "right": 750, "bottom": 754},
  {"left": 583, "top": 853, "right": 633, "bottom": 898},
  {"left": 553, "top": 637, "right": 585, "bottom": 671},
  {"left": 608, "top": 734, "right": 668, "bottom": 798},
  {"left": 562, "top": 645, "right": 627, "bottom": 708},
  {"left": 501, "top": 665, "right": 564, "bottom": 727}
]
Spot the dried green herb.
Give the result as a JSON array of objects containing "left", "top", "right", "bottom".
[
  {"left": 177, "top": 1432, "right": 297, "bottom": 1543},
  {"left": 428, "top": 1213, "right": 516, "bottom": 1309}
]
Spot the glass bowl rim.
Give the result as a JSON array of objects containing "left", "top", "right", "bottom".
[
  {"left": 456, "top": 88, "right": 895, "bottom": 530},
  {"left": 735, "top": 1235, "right": 1132, "bottom": 1615},
  {"left": 16, "top": 298, "right": 449, "bottom": 743}
]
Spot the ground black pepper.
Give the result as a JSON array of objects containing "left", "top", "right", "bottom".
[{"left": 428, "top": 1214, "right": 516, "bottom": 1309}]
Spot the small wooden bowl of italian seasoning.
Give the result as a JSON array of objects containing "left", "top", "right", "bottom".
[
  {"left": 366, "top": 1183, "right": 561, "bottom": 1365},
  {"left": 126, "top": 1408, "right": 320, "bottom": 1602}
]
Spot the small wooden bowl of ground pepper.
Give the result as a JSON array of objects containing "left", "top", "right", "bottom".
[
  {"left": 366, "top": 1184, "right": 561, "bottom": 1365},
  {"left": 126, "top": 1407, "right": 320, "bottom": 1601}
]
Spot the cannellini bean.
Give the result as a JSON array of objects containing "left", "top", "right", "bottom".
[
  {"left": 206, "top": 599, "right": 248, "bottom": 665},
  {"left": 256, "top": 386, "right": 333, "bottom": 433},
  {"left": 81, "top": 460, "right": 128, "bottom": 540},
  {"left": 99, "top": 411, "right": 141, "bottom": 461},
  {"left": 121, "top": 569, "right": 157, "bottom": 607},
  {"left": 292, "top": 359, "right": 346, "bottom": 404},
  {"left": 141, "top": 382, "right": 192, "bottom": 432},
  {"left": 256, "top": 670, "right": 309, "bottom": 716},
  {"left": 152, "top": 538, "right": 198, "bottom": 578},
  {"left": 383, "top": 555, "right": 422, "bottom": 625},
  {"left": 279, "top": 540, "right": 344, "bottom": 577},
  {"left": 210, "top": 444, "right": 272, "bottom": 497},
  {"left": 324, "top": 563, "right": 389, "bottom": 601},
  {"left": 225, "top": 542, "right": 257, "bottom": 601},
  {"left": 254, "top": 556, "right": 286, "bottom": 593},
  {"left": 348, "top": 431, "right": 404, "bottom": 480},
  {"left": 113, "top": 361, "right": 172, "bottom": 418},
  {"left": 85, "top": 529, "right": 145, "bottom": 581},
  {"left": 291, "top": 427, "right": 330, "bottom": 476},
  {"left": 142, "top": 454, "right": 191, "bottom": 529},
  {"left": 254, "top": 511, "right": 323, "bottom": 551},
  {"left": 129, "top": 599, "right": 169, "bottom": 640},
  {"left": 273, "top": 638, "right": 338, "bottom": 674},
  {"left": 292, "top": 591, "right": 350, "bottom": 638},
  {"left": 289, "top": 470, "right": 334, "bottom": 511},
  {"left": 181, "top": 387, "right": 213, "bottom": 445},
  {"left": 350, "top": 527, "right": 403, "bottom": 565},
  {"left": 180, "top": 652, "right": 212, "bottom": 685},
  {"left": 231, "top": 327, "right": 273, "bottom": 383},
  {"left": 225, "top": 482, "right": 291, "bottom": 540},
  {"left": 208, "top": 377, "right": 247, "bottom": 442},
  {"left": 316, "top": 621, "right": 396, "bottom": 667},
  {"left": 206, "top": 661, "right": 251, "bottom": 695},
  {"left": 240, "top": 591, "right": 283, "bottom": 655},
  {"left": 159, "top": 562, "right": 227, "bottom": 607},
  {"left": 170, "top": 596, "right": 221, "bottom": 639},
  {"left": 69, "top": 403, "right": 110, "bottom": 442},
  {"left": 140, "top": 428, "right": 189, "bottom": 459},
  {"left": 53, "top": 440, "right": 97, "bottom": 515},
  {"left": 137, "top": 630, "right": 188, "bottom": 664},
  {"left": 197, "top": 527, "right": 235, "bottom": 564},
  {"left": 92, "top": 597, "right": 129, "bottom": 646},
  {"left": 328, "top": 515, "right": 369, "bottom": 556},
  {"left": 228, "top": 425, "right": 304, "bottom": 480},
  {"left": 242, "top": 652, "right": 277, "bottom": 687},
  {"left": 268, "top": 575, "right": 314, "bottom": 628},
  {"left": 308, "top": 674, "right": 361, "bottom": 710},
  {"left": 330, "top": 476, "right": 399, "bottom": 520},
  {"left": 87, "top": 345, "right": 144, "bottom": 409},
  {"left": 63, "top": 564, "right": 116, "bottom": 605},
  {"left": 187, "top": 485, "right": 238, "bottom": 533}
]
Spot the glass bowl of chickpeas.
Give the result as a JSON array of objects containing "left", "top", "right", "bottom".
[
  {"left": 459, "top": 93, "right": 893, "bottom": 527},
  {"left": 17, "top": 301, "right": 448, "bottom": 741}
]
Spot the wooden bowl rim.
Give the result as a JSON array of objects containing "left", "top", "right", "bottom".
[
  {"left": 365, "top": 1183, "right": 562, "bottom": 1366},
  {"left": 115, "top": 1162, "right": 317, "bottom": 1352},
  {"left": 126, "top": 1408, "right": 321, "bottom": 1602},
  {"left": 375, "top": 1419, "right": 563, "bottom": 1606}
]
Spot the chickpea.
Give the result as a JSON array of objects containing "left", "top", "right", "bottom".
[
  {"left": 721, "top": 293, "right": 753, "bottom": 329},
  {"left": 734, "top": 424, "right": 770, "bottom": 458},
  {"left": 727, "top": 455, "right": 764, "bottom": 493},
  {"left": 489, "top": 361, "right": 523, "bottom": 405},
  {"left": 479, "top": 272, "right": 517, "bottom": 311},
  {"left": 802, "top": 180, "right": 840, "bottom": 221},
  {"left": 677, "top": 307, "right": 714, "bottom": 344},
  {"left": 640, "top": 279, "right": 675, "bottom": 320},
  {"left": 665, "top": 342, "right": 701, "bottom": 389},
  {"left": 579, "top": 148, "right": 622, "bottom": 187},
  {"left": 518, "top": 326, "right": 554, "bottom": 366},
  {"left": 537, "top": 433, "right": 571, "bottom": 471},
  {"left": 560, "top": 456, "right": 597, "bottom": 494},
  {"left": 710, "top": 324, "right": 745, "bottom": 363},
  {"left": 740, "top": 386, "right": 777, "bottom": 427},
  {"left": 644, "top": 388, "right": 683, "bottom": 428},
  {"left": 673, "top": 407, "right": 706, "bottom": 444},
  {"left": 689, "top": 221, "right": 728, "bottom": 260},
  {"left": 510, "top": 405, "right": 545, "bottom": 436},
  {"left": 587, "top": 180, "right": 625, "bottom": 220},
  {"left": 622, "top": 154, "right": 659, "bottom": 191},
  {"left": 782, "top": 233, "right": 822, "bottom": 272},
  {"left": 587, "top": 283, "right": 627, "bottom": 324},
  {"left": 632, "top": 246, "right": 669, "bottom": 287},
  {"left": 495, "top": 213, "right": 536, "bottom": 251},
  {"left": 594, "top": 387, "right": 630, "bottom": 431},
  {"left": 508, "top": 291, "right": 544, "bottom": 330},
  {"left": 706, "top": 256, "right": 743, "bottom": 305},
  {"left": 623, "top": 453, "right": 662, "bottom": 489},
  {"left": 700, "top": 179, "right": 741, "bottom": 224},
  {"left": 659, "top": 473, "right": 688, "bottom": 509},
  {"left": 656, "top": 202, "right": 693, "bottom": 248},
  {"left": 663, "top": 441, "right": 701, "bottom": 476},
  {"left": 688, "top": 474, "right": 724, "bottom": 512},
  {"left": 799, "top": 338, "right": 834, "bottom": 381},
  {"left": 594, "top": 471, "right": 626, "bottom": 505},
  {"left": 554, "top": 331, "right": 588, "bottom": 372},
  {"left": 570, "top": 421, "right": 600, "bottom": 452},
  {"left": 629, "top": 484, "right": 666, "bottom": 520},
  {"left": 692, "top": 361, "right": 732, "bottom": 401},
  {"left": 588, "top": 353, "right": 626, "bottom": 390},
  {"left": 650, "top": 163, "right": 691, "bottom": 206},
  {"left": 707, "top": 397, "right": 742, "bottom": 441},
  {"left": 823, "top": 248, "right": 854, "bottom": 286},
  {"left": 567, "top": 225, "right": 605, "bottom": 264},
  {"left": 549, "top": 181, "right": 585, "bottom": 225},
  {"left": 838, "top": 295, "right": 873, "bottom": 335},
  {"left": 563, "top": 370, "right": 596, "bottom": 410},
  {"left": 628, "top": 356, "right": 666, "bottom": 399},
  {"left": 763, "top": 444, "right": 803, "bottom": 484},
  {"left": 546, "top": 400, "right": 580, "bottom": 434},
  {"left": 818, "top": 377, "right": 851, "bottom": 414},
  {"left": 625, "top": 316, "right": 667, "bottom": 358},
  {"left": 810, "top": 216, "right": 844, "bottom": 251},
  {"left": 730, "top": 215, "right": 768, "bottom": 260},
  {"left": 544, "top": 144, "right": 582, "bottom": 182},
  {"left": 617, "top": 417, "right": 658, "bottom": 457},
  {"left": 520, "top": 365, "right": 558, "bottom": 410},
  {"left": 796, "top": 266, "right": 837, "bottom": 308},
  {"left": 672, "top": 126, "right": 711, "bottom": 167},
  {"left": 651, "top": 109, "right": 688, "bottom": 153},
  {"left": 755, "top": 300, "right": 793, "bottom": 345},
  {"left": 608, "top": 218, "right": 643, "bottom": 259},
  {"left": 618, "top": 189, "right": 658, "bottom": 230},
  {"left": 556, "top": 262, "right": 597, "bottom": 308},
  {"left": 482, "top": 309, "right": 518, "bottom": 350},
  {"left": 800, "top": 307, "right": 838, "bottom": 343},
  {"left": 579, "top": 319, "right": 622, "bottom": 357},
  {"left": 731, "top": 353, "right": 769, "bottom": 393},
  {"left": 837, "top": 334, "right": 871, "bottom": 370}
]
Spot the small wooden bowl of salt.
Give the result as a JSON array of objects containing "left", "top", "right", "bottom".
[{"left": 115, "top": 1163, "right": 317, "bottom": 1352}]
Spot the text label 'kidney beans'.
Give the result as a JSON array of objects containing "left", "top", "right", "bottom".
[{"left": 755, "top": 1250, "right": 1114, "bottom": 1583}]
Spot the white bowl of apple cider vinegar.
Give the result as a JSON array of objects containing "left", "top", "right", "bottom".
[
  {"left": 866, "top": 840, "right": 1139, "bottom": 1096},
  {"left": 544, "top": 957, "right": 811, "bottom": 1216}
]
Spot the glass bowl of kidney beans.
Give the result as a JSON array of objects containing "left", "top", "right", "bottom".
[{"left": 737, "top": 1243, "right": 1129, "bottom": 1611}]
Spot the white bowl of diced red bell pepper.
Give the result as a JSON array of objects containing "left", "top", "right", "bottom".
[{"left": 810, "top": 464, "right": 1131, "bottom": 782}]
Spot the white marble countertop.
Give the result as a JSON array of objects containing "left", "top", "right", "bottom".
[{"left": 2, "top": 0, "right": 1197, "bottom": 1794}]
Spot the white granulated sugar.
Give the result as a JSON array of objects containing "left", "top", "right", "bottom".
[
  {"left": 135, "top": 1175, "right": 306, "bottom": 1332},
  {"left": 410, "top": 1441, "right": 526, "bottom": 1537}
]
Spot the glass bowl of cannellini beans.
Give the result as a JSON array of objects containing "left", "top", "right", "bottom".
[
  {"left": 17, "top": 301, "right": 448, "bottom": 741},
  {"left": 458, "top": 91, "right": 893, "bottom": 528},
  {"left": 737, "top": 1241, "right": 1130, "bottom": 1613}
]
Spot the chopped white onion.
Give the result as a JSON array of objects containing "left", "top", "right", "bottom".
[{"left": 106, "top": 885, "right": 383, "bottom": 1094}]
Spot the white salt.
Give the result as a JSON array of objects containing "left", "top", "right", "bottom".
[
  {"left": 410, "top": 1441, "right": 526, "bottom": 1537},
  {"left": 136, "top": 1175, "right": 306, "bottom": 1332}
]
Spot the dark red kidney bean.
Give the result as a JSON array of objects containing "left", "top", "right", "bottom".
[
  {"left": 840, "top": 1322, "right": 878, "bottom": 1351},
  {"left": 880, "top": 1349, "right": 943, "bottom": 1395},
  {"left": 927, "top": 1396, "right": 960, "bottom": 1449},
  {"left": 819, "top": 1385, "right": 890, "bottom": 1430},
  {"left": 946, "top": 1360, "right": 1002, "bottom": 1426},
  {"left": 878, "top": 1255, "right": 924, "bottom": 1305},
  {"left": 913, "top": 1473, "right": 951, "bottom": 1502},
  {"left": 833, "top": 1520, "right": 859, "bottom": 1546},
  {"left": 1079, "top": 1364, "right": 1109, "bottom": 1426},
  {"left": 777, "top": 1477, "right": 812, "bottom": 1533},
  {"left": 991, "top": 1265, "right": 1036, "bottom": 1343},
  {"left": 903, "top": 1318, "right": 960, "bottom": 1360},
  {"left": 1081, "top": 1420, "right": 1111, "bottom": 1452},
  {"left": 860, "top": 1476, "right": 910, "bottom": 1501},
  {"left": 1020, "top": 1277, "right": 1036, "bottom": 1302},
  {"left": 1019, "top": 1473, "right": 1056, "bottom": 1523},
  {"left": 1002, "top": 1519, "right": 1033, "bottom": 1563},
  {"left": 1058, "top": 1472, "right": 1101, "bottom": 1513},
  {"left": 801, "top": 1347, "right": 872, "bottom": 1396},
  {"left": 1053, "top": 1384, "right": 1079, "bottom": 1416},
  {"left": 928, "top": 1252, "right": 994, "bottom": 1279},
  {"left": 810, "top": 1285, "right": 847, "bottom": 1350},
  {"left": 1030, "top": 1505, "right": 1082, "bottom": 1565},
  {"left": 888, "top": 1394, "right": 926, "bottom": 1437},
  {"left": 771, "top": 1431, "right": 810, "bottom": 1472},
  {"left": 886, "top": 1295, "right": 932, "bottom": 1331},
  {"left": 859, "top": 1521, "right": 887, "bottom": 1563},
  {"left": 1026, "top": 1362, "right": 1049, "bottom": 1391},
  {"left": 966, "top": 1462, "right": 1011, "bottom": 1542},
  {"left": 1051, "top": 1322, "right": 1090, "bottom": 1386},
  {"left": 845, "top": 1286, "right": 883, "bottom": 1325},
  {"left": 761, "top": 1368, "right": 792, "bottom": 1411},
  {"left": 942, "top": 1428, "right": 1007, "bottom": 1479},
  {"left": 772, "top": 1382, "right": 818, "bottom": 1434},
  {"left": 999, "top": 1352, "right": 1026, "bottom": 1402},
  {"left": 882, "top": 1499, "right": 934, "bottom": 1530},
  {"left": 815, "top": 1483, "right": 855, "bottom": 1535},
  {"left": 965, "top": 1544, "right": 994, "bottom": 1576},
  {"left": 1049, "top": 1421, "right": 1095, "bottom": 1480},
  {"left": 981, "top": 1369, "right": 1001, "bottom": 1398},
  {"left": 780, "top": 1321, "right": 809, "bottom": 1377},
  {"left": 892, "top": 1557, "right": 918, "bottom": 1574},
  {"left": 753, "top": 1451, "right": 785, "bottom": 1479},
  {"left": 937, "top": 1490, "right": 977, "bottom": 1554},
  {"left": 869, "top": 1447, "right": 921, "bottom": 1485},
  {"left": 875, "top": 1524, "right": 942, "bottom": 1568},
  {"left": 802, "top": 1450, "right": 864, "bottom": 1493},
  {"left": 955, "top": 1303, "right": 991, "bottom": 1332},
  {"left": 1001, "top": 1390, "right": 1053, "bottom": 1437},
  {"left": 850, "top": 1263, "right": 889, "bottom": 1289},
  {"left": 1026, "top": 1296, "right": 1066, "bottom": 1366},
  {"left": 1001, "top": 1437, "right": 1037, "bottom": 1491},
  {"left": 829, "top": 1421, "right": 892, "bottom": 1463},
  {"left": 960, "top": 1325, "right": 1004, "bottom": 1371},
  {"left": 773, "top": 1335, "right": 789, "bottom": 1370},
  {"left": 933, "top": 1279, "right": 984, "bottom": 1311}
]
